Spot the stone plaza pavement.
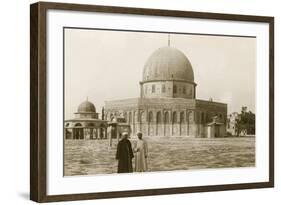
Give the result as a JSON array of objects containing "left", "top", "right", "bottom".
[{"left": 64, "top": 136, "right": 255, "bottom": 176}]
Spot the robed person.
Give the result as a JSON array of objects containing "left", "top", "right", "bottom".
[
  {"left": 134, "top": 132, "right": 148, "bottom": 172},
  {"left": 116, "top": 132, "right": 134, "bottom": 173}
]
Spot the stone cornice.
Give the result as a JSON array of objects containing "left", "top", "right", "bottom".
[{"left": 140, "top": 79, "right": 197, "bottom": 86}]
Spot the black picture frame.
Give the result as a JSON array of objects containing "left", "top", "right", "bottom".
[{"left": 30, "top": 1, "right": 274, "bottom": 202}]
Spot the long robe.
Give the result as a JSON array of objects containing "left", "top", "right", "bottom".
[
  {"left": 116, "top": 139, "right": 134, "bottom": 173},
  {"left": 134, "top": 139, "right": 148, "bottom": 172}
]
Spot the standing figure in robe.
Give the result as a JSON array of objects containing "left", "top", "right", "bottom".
[
  {"left": 134, "top": 132, "right": 148, "bottom": 172},
  {"left": 116, "top": 132, "right": 134, "bottom": 173}
]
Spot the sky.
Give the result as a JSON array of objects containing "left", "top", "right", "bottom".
[{"left": 64, "top": 28, "right": 256, "bottom": 120}]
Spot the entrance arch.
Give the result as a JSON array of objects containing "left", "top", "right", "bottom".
[
  {"left": 133, "top": 111, "right": 138, "bottom": 135},
  {"left": 156, "top": 111, "right": 161, "bottom": 136},
  {"left": 164, "top": 112, "right": 170, "bottom": 136},
  {"left": 148, "top": 111, "right": 153, "bottom": 136},
  {"left": 180, "top": 112, "right": 184, "bottom": 136},
  {"left": 74, "top": 123, "right": 83, "bottom": 139},
  {"left": 172, "top": 112, "right": 177, "bottom": 136},
  {"left": 139, "top": 111, "right": 145, "bottom": 134}
]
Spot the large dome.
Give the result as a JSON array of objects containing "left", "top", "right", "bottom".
[
  {"left": 77, "top": 101, "right": 96, "bottom": 113},
  {"left": 143, "top": 46, "right": 194, "bottom": 82}
]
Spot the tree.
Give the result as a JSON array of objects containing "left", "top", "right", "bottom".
[
  {"left": 235, "top": 107, "right": 255, "bottom": 136},
  {"left": 102, "top": 107, "right": 105, "bottom": 120}
]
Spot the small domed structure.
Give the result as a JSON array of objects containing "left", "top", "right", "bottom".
[
  {"left": 64, "top": 98, "right": 108, "bottom": 140},
  {"left": 75, "top": 100, "right": 98, "bottom": 119},
  {"left": 77, "top": 101, "right": 96, "bottom": 113},
  {"left": 143, "top": 46, "right": 194, "bottom": 82}
]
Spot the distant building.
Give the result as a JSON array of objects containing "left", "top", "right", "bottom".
[
  {"left": 227, "top": 112, "right": 239, "bottom": 136},
  {"left": 107, "top": 116, "right": 131, "bottom": 141},
  {"left": 64, "top": 100, "right": 108, "bottom": 139},
  {"left": 104, "top": 45, "right": 227, "bottom": 137},
  {"left": 206, "top": 116, "right": 225, "bottom": 138}
]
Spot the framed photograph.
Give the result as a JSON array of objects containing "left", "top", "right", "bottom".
[{"left": 30, "top": 1, "right": 274, "bottom": 202}]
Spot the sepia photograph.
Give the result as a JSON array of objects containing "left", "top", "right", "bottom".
[
  {"left": 29, "top": 2, "right": 274, "bottom": 202},
  {"left": 63, "top": 28, "right": 256, "bottom": 176}
]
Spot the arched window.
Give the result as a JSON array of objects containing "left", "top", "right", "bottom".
[
  {"left": 183, "top": 86, "right": 186, "bottom": 94},
  {"left": 164, "top": 112, "right": 169, "bottom": 123},
  {"left": 186, "top": 112, "right": 190, "bottom": 123},
  {"left": 172, "top": 112, "right": 177, "bottom": 123},
  {"left": 162, "top": 84, "right": 166, "bottom": 93},
  {"left": 173, "top": 85, "right": 177, "bottom": 94},
  {"left": 74, "top": 123, "right": 82, "bottom": 127},
  {"left": 152, "top": 84, "right": 156, "bottom": 93},
  {"left": 140, "top": 111, "right": 145, "bottom": 123},
  {"left": 156, "top": 111, "right": 161, "bottom": 123},
  {"left": 201, "top": 112, "right": 205, "bottom": 123},
  {"left": 180, "top": 112, "right": 184, "bottom": 123},
  {"left": 189, "top": 111, "right": 194, "bottom": 122},
  {"left": 148, "top": 111, "right": 153, "bottom": 123},
  {"left": 87, "top": 123, "right": 95, "bottom": 127},
  {"left": 206, "top": 113, "right": 210, "bottom": 122},
  {"left": 197, "top": 112, "right": 201, "bottom": 123}
]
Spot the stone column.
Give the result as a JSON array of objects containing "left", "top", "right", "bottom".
[
  {"left": 83, "top": 128, "right": 86, "bottom": 140},
  {"left": 104, "top": 127, "right": 107, "bottom": 139},
  {"left": 64, "top": 128, "right": 67, "bottom": 139},
  {"left": 117, "top": 125, "right": 120, "bottom": 142},
  {"left": 147, "top": 123, "right": 150, "bottom": 136},
  {"left": 72, "top": 128, "right": 75, "bottom": 140},
  {"left": 69, "top": 128, "right": 73, "bottom": 139},
  {"left": 97, "top": 128, "right": 100, "bottom": 139},
  {"left": 108, "top": 128, "right": 112, "bottom": 147},
  {"left": 186, "top": 111, "right": 191, "bottom": 136},
  {"left": 198, "top": 112, "right": 202, "bottom": 137},
  {"left": 170, "top": 111, "right": 173, "bottom": 137},
  {"left": 177, "top": 111, "right": 181, "bottom": 136},
  {"left": 161, "top": 110, "right": 165, "bottom": 136}
]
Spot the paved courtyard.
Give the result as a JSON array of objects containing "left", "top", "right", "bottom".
[{"left": 64, "top": 136, "right": 255, "bottom": 176}]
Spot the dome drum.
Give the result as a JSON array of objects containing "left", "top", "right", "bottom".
[
  {"left": 141, "top": 80, "right": 196, "bottom": 99},
  {"left": 140, "top": 79, "right": 197, "bottom": 85}
]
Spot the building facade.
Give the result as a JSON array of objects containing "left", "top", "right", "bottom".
[{"left": 105, "top": 46, "right": 227, "bottom": 137}]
